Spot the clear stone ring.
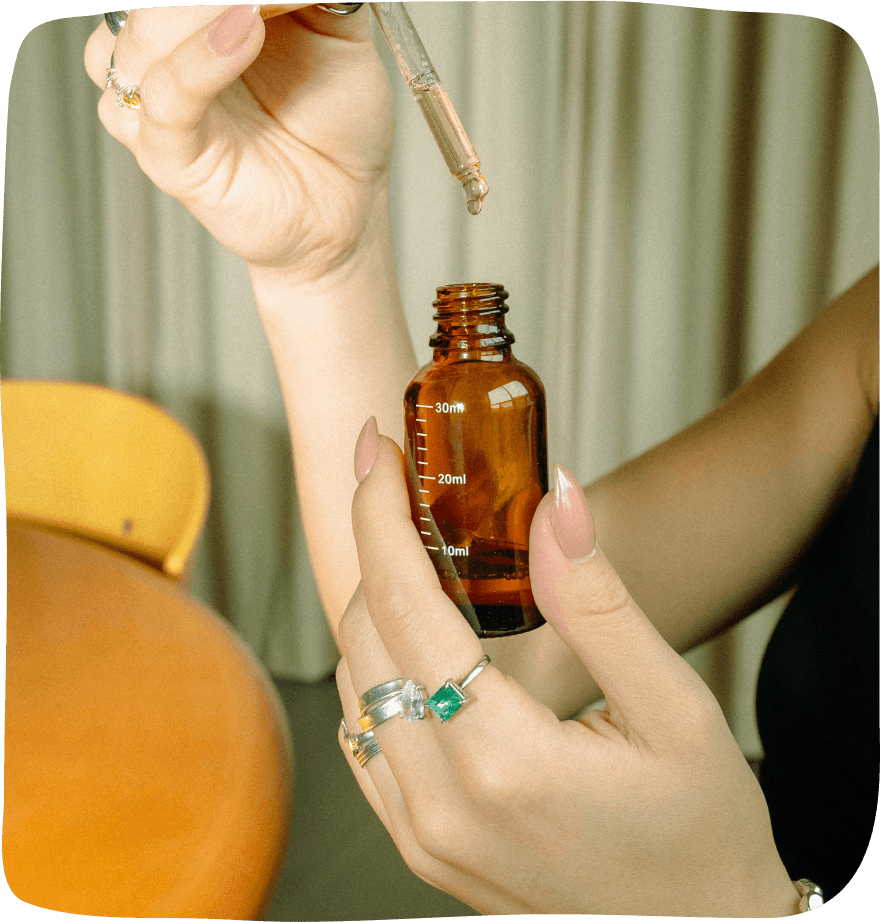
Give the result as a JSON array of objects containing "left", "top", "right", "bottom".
[
  {"left": 358, "top": 680, "right": 427, "bottom": 732},
  {"left": 358, "top": 678, "right": 405, "bottom": 712}
]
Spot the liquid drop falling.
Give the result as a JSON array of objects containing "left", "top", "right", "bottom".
[{"left": 462, "top": 172, "right": 489, "bottom": 215}]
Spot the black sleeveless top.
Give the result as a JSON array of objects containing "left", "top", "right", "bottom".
[{"left": 756, "top": 418, "right": 878, "bottom": 901}]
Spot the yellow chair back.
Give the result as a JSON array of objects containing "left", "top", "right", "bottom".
[{"left": 2, "top": 380, "right": 209, "bottom": 580}]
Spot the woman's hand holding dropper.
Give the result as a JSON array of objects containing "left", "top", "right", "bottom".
[
  {"left": 85, "top": 6, "right": 419, "bottom": 631},
  {"left": 84, "top": 5, "right": 393, "bottom": 280}
]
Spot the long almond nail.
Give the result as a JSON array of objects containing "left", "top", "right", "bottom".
[
  {"left": 208, "top": 5, "right": 260, "bottom": 57},
  {"left": 549, "top": 463, "right": 596, "bottom": 560},
  {"left": 354, "top": 417, "right": 379, "bottom": 483}
]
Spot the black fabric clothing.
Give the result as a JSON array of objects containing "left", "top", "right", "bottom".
[{"left": 756, "top": 417, "right": 879, "bottom": 901}]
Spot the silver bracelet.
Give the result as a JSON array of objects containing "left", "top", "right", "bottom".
[{"left": 793, "top": 879, "right": 824, "bottom": 912}]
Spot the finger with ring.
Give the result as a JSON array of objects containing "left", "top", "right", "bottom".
[
  {"left": 105, "top": 50, "right": 141, "bottom": 111},
  {"left": 336, "top": 659, "right": 401, "bottom": 834},
  {"left": 358, "top": 680, "right": 427, "bottom": 732},
  {"left": 358, "top": 678, "right": 406, "bottom": 711},
  {"left": 426, "top": 655, "right": 490, "bottom": 722},
  {"left": 341, "top": 718, "right": 382, "bottom": 768},
  {"left": 337, "top": 585, "right": 451, "bottom": 794}
]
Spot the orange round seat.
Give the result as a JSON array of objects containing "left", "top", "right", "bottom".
[{"left": 4, "top": 520, "right": 293, "bottom": 919}]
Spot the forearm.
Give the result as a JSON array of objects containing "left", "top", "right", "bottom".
[
  {"left": 249, "top": 196, "right": 417, "bottom": 639},
  {"left": 491, "top": 265, "right": 878, "bottom": 718},
  {"left": 589, "top": 265, "right": 878, "bottom": 653}
]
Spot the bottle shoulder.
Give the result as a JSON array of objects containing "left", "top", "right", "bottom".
[
  {"left": 507, "top": 355, "right": 545, "bottom": 390},
  {"left": 405, "top": 354, "right": 545, "bottom": 403},
  {"left": 409, "top": 354, "right": 543, "bottom": 382}
]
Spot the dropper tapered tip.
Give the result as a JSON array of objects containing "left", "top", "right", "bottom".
[{"left": 463, "top": 172, "right": 489, "bottom": 215}]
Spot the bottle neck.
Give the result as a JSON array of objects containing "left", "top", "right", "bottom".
[{"left": 429, "top": 283, "right": 515, "bottom": 359}]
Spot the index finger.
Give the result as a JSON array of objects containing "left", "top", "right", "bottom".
[
  {"left": 84, "top": 6, "right": 231, "bottom": 89},
  {"left": 84, "top": 6, "right": 314, "bottom": 90},
  {"left": 352, "top": 435, "right": 488, "bottom": 695},
  {"left": 350, "top": 433, "right": 564, "bottom": 790}
]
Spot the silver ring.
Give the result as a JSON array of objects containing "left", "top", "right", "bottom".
[
  {"left": 105, "top": 51, "right": 140, "bottom": 111},
  {"left": 358, "top": 696, "right": 403, "bottom": 732},
  {"left": 426, "top": 655, "right": 490, "bottom": 722},
  {"left": 104, "top": 11, "right": 129, "bottom": 36},
  {"left": 460, "top": 655, "right": 491, "bottom": 688},
  {"left": 358, "top": 679, "right": 427, "bottom": 731},
  {"left": 358, "top": 678, "right": 405, "bottom": 712},
  {"left": 316, "top": 3, "right": 365, "bottom": 15},
  {"left": 341, "top": 718, "right": 381, "bottom": 768}
]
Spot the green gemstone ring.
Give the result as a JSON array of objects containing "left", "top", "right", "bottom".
[{"left": 427, "top": 655, "right": 490, "bottom": 722}]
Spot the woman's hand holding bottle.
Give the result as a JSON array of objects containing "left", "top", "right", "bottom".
[
  {"left": 337, "top": 428, "right": 802, "bottom": 917},
  {"left": 83, "top": 5, "right": 393, "bottom": 280}
]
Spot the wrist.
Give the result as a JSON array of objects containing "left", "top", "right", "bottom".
[
  {"left": 246, "top": 193, "right": 396, "bottom": 314},
  {"left": 243, "top": 193, "right": 415, "bottom": 416}
]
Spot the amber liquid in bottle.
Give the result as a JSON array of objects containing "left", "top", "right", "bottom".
[{"left": 403, "top": 283, "right": 548, "bottom": 637}]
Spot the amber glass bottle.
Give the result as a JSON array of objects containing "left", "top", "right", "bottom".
[{"left": 403, "top": 283, "right": 548, "bottom": 637}]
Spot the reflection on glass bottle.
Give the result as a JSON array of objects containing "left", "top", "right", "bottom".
[{"left": 403, "top": 283, "right": 548, "bottom": 637}]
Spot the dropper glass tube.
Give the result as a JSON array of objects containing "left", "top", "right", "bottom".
[{"left": 369, "top": 2, "right": 489, "bottom": 215}]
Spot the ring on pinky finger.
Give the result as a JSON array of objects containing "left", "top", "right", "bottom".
[{"left": 341, "top": 718, "right": 382, "bottom": 768}]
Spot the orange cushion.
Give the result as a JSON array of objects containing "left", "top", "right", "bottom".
[{"left": 4, "top": 520, "right": 292, "bottom": 919}]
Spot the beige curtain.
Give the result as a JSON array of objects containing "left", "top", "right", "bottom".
[{"left": 2, "top": 4, "right": 877, "bottom": 757}]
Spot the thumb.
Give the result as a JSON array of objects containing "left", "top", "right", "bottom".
[
  {"left": 138, "top": 6, "right": 266, "bottom": 152},
  {"left": 529, "top": 464, "right": 709, "bottom": 739}
]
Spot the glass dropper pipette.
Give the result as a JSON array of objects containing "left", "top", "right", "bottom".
[{"left": 368, "top": 2, "right": 490, "bottom": 215}]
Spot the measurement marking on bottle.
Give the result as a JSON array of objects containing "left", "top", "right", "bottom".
[
  {"left": 420, "top": 531, "right": 432, "bottom": 536},
  {"left": 417, "top": 446, "right": 428, "bottom": 451},
  {"left": 438, "top": 473, "right": 466, "bottom": 485},
  {"left": 417, "top": 432, "right": 427, "bottom": 437},
  {"left": 435, "top": 402, "right": 465, "bottom": 414},
  {"left": 419, "top": 488, "right": 430, "bottom": 494},
  {"left": 418, "top": 474, "right": 435, "bottom": 480},
  {"left": 424, "top": 545, "right": 440, "bottom": 551},
  {"left": 420, "top": 516, "right": 431, "bottom": 522},
  {"left": 418, "top": 461, "right": 428, "bottom": 466},
  {"left": 416, "top": 404, "right": 433, "bottom": 409},
  {"left": 442, "top": 545, "right": 469, "bottom": 557}
]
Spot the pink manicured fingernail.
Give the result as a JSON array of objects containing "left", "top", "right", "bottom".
[
  {"left": 208, "top": 5, "right": 260, "bottom": 57},
  {"left": 549, "top": 463, "right": 595, "bottom": 560},
  {"left": 354, "top": 417, "right": 379, "bottom": 483}
]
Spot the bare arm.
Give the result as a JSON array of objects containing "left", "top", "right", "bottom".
[
  {"left": 250, "top": 207, "right": 417, "bottom": 638},
  {"left": 493, "top": 265, "right": 879, "bottom": 716}
]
